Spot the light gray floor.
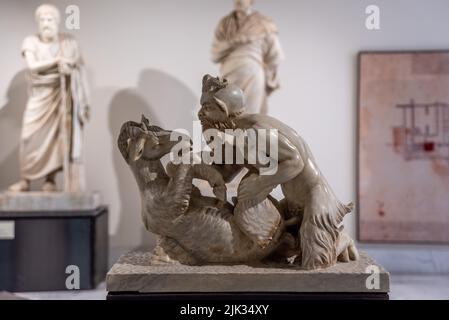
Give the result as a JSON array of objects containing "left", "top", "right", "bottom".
[
  {"left": 388, "top": 274, "right": 449, "bottom": 300},
  {"left": 14, "top": 282, "right": 107, "bottom": 300},
  {"left": 9, "top": 274, "right": 449, "bottom": 300}
]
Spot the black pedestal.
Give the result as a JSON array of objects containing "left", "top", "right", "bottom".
[
  {"left": 106, "top": 292, "right": 389, "bottom": 300},
  {"left": 0, "top": 206, "right": 108, "bottom": 292}
]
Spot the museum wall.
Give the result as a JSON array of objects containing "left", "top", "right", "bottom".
[{"left": 1, "top": 0, "right": 449, "bottom": 272}]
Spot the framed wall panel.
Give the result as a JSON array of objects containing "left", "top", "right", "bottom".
[{"left": 357, "top": 51, "right": 449, "bottom": 243}]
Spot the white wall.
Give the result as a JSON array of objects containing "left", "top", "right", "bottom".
[{"left": 1, "top": 0, "right": 449, "bottom": 271}]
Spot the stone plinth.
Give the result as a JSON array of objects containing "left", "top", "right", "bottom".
[
  {"left": 0, "top": 191, "right": 101, "bottom": 211},
  {"left": 106, "top": 251, "right": 389, "bottom": 294}
]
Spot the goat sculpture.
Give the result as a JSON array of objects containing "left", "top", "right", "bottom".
[{"left": 117, "top": 116, "right": 295, "bottom": 265}]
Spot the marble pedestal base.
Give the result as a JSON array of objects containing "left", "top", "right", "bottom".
[
  {"left": 0, "top": 191, "right": 101, "bottom": 211},
  {"left": 106, "top": 251, "right": 390, "bottom": 300}
]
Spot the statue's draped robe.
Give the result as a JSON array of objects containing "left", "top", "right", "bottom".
[
  {"left": 212, "top": 11, "right": 284, "bottom": 114},
  {"left": 20, "top": 34, "right": 88, "bottom": 187}
]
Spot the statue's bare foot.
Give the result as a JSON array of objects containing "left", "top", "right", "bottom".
[
  {"left": 8, "top": 180, "right": 30, "bottom": 192},
  {"left": 42, "top": 181, "right": 57, "bottom": 192}
]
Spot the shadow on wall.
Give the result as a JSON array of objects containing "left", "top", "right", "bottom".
[
  {"left": 0, "top": 70, "right": 27, "bottom": 190},
  {"left": 136, "top": 69, "right": 198, "bottom": 130},
  {"left": 108, "top": 68, "right": 197, "bottom": 251}
]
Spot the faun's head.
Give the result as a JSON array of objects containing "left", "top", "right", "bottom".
[
  {"left": 117, "top": 115, "right": 178, "bottom": 164},
  {"left": 198, "top": 74, "right": 244, "bottom": 131},
  {"left": 35, "top": 4, "right": 60, "bottom": 41}
]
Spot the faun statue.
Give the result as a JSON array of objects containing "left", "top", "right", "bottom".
[
  {"left": 117, "top": 75, "right": 358, "bottom": 270},
  {"left": 118, "top": 117, "right": 297, "bottom": 265}
]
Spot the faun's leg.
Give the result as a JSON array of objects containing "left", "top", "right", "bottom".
[
  {"left": 336, "top": 232, "right": 359, "bottom": 262},
  {"left": 300, "top": 186, "right": 340, "bottom": 270}
]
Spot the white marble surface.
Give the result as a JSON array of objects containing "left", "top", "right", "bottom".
[{"left": 8, "top": 274, "right": 449, "bottom": 300}]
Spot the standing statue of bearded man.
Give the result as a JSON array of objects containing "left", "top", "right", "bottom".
[
  {"left": 212, "top": 0, "right": 284, "bottom": 115},
  {"left": 8, "top": 4, "right": 89, "bottom": 192}
]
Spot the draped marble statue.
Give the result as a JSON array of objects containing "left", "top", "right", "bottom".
[
  {"left": 8, "top": 4, "right": 89, "bottom": 193},
  {"left": 212, "top": 0, "right": 284, "bottom": 114}
]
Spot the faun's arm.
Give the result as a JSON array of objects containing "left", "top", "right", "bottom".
[
  {"left": 166, "top": 160, "right": 229, "bottom": 202},
  {"left": 260, "top": 136, "right": 303, "bottom": 186},
  {"left": 200, "top": 142, "right": 245, "bottom": 184},
  {"left": 210, "top": 164, "right": 244, "bottom": 184},
  {"left": 238, "top": 132, "right": 304, "bottom": 202}
]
